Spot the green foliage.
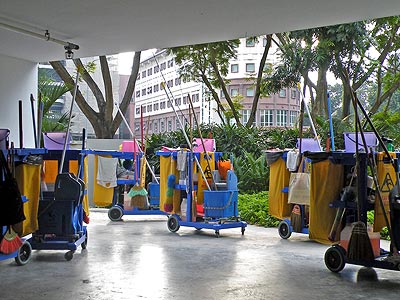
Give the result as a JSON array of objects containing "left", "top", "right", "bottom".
[
  {"left": 38, "top": 74, "right": 73, "bottom": 133},
  {"left": 234, "top": 152, "right": 268, "bottom": 193},
  {"left": 238, "top": 192, "right": 280, "bottom": 227}
]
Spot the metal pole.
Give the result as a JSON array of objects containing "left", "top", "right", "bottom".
[{"left": 59, "top": 70, "right": 80, "bottom": 174}]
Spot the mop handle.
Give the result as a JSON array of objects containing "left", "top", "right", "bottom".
[
  {"left": 297, "top": 84, "right": 322, "bottom": 151},
  {"left": 59, "top": 70, "right": 80, "bottom": 174}
]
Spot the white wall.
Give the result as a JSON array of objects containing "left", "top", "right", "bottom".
[{"left": 0, "top": 54, "right": 37, "bottom": 148}]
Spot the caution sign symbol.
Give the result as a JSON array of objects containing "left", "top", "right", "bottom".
[{"left": 381, "top": 173, "right": 394, "bottom": 192}]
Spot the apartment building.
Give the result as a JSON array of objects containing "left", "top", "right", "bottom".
[{"left": 128, "top": 36, "right": 300, "bottom": 138}]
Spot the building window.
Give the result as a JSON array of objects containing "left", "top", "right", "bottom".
[
  {"left": 147, "top": 104, "right": 152, "bottom": 112},
  {"left": 276, "top": 110, "right": 287, "bottom": 126},
  {"left": 160, "top": 101, "right": 166, "bottom": 109},
  {"left": 135, "top": 91, "right": 140, "bottom": 98},
  {"left": 246, "top": 63, "right": 255, "bottom": 73},
  {"left": 147, "top": 68, "right": 152, "bottom": 76},
  {"left": 260, "top": 110, "right": 273, "bottom": 126},
  {"left": 175, "top": 97, "right": 181, "bottom": 106},
  {"left": 136, "top": 107, "right": 140, "bottom": 115},
  {"left": 154, "top": 84, "right": 159, "bottom": 92},
  {"left": 291, "top": 89, "right": 297, "bottom": 99},
  {"left": 290, "top": 111, "right": 297, "bottom": 126},
  {"left": 160, "top": 62, "right": 166, "bottom": 71},
  {"left": 141, "top": 70, "right": 146, "bottom": 78},
  {"left": 242, "top": 109, "right": 250, "bottom": 124},
  {"left": 246, "top": 88, "right": 254, "bottom": 97},
  {"left": 183, "top": 96, "right": 187, "bottom": 104},
  {"left": 147, "top": 86, "right": 152, "bottom": 94},
  {"left": 154, "top": 65, "right": 159, "bottom": 73},
  {"left": 230, "top": 88, "right": 239, "bottom": 97},
  {"left": 167, "top": 100, "right": 171, "bottom": 108},
  {"left": 137, "top": 73, "right": 140, "bottom": 80},
  {"left": 154, "top": 103, "right": 159, "bottom": 111},
  {"left": 175, "top": 117, "right": 180, "bottom": 130},
  {"left": 246, "top": 38, "right": 256, "bottom": 47},
  {"left": 141, "top": 88, "right": 146, "bottom": 96},
  {"left": 167, "top": 59, "right": 174, "bottom": 68},
  {"left": 167, "top": 119, "right": 172, "bottom": 132},
  {"left": 142, "top": 106, "right": 146, "bottom": 113},
  {"left": 279, "top": 89, "right": 287, "bottom": 98},
  {"left": 154, "top": 122, "right": 158, "bottom": 133},
  {"left": 192, "top": 93, "right": 199, "bottom": 102},
  {"left": 160, "top": 120, "right": 165, "bottom": 132},
  {"left": 231, "top": 64, "right": 239, "bottom": 73},
  {"left": 263, "top": 38, "right": 268, "bottom": 47},
  {"left": 167, "top": 80, "right": 173, "bottom": 88},
  {"left": 160, "top": 83, "right": 164, "bottom": 90},
  {"left": 175, "top": 78, "right": 181, "bottom": 86}
]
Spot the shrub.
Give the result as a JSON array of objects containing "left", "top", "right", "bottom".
[{"left": 238, "top": 192, "right": 280, "bottom": 227}]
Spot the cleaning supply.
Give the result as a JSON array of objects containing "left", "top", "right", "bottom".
[
  {"left": 164, "top": 174, "right": 175, "bottom": 212},
  {"left": 0, "top": 226, "right": 23, "bottom": 254},
  {"left": 347, "top": 221, "right": 374, "bottom": 261}
]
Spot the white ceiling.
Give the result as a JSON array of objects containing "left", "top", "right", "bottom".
[{"left": 1, "top": 0, "right": 400, "bottom": 63}]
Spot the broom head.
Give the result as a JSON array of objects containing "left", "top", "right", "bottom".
[{"left": 0, "top": 227, "right": 23, "bottom": 254}]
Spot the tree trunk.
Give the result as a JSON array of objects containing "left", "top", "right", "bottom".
[
  {"left": 313, "top": 65, "right": 329, "bottom": 118},
  {"left": 50, "top": 52, "right": 141, "bottom": 138},
  {"left": 247, "top": 35, "right": 272, "bottom": 128}
]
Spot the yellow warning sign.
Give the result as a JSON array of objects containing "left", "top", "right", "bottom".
[{"left": 381, "top": 172, "right": 394, "bottom": 192}]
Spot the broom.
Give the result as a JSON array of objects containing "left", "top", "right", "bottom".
[
  {"left": 0, "top": 226, "right": 23, "bottom": 254},
  {"left": 128, "top": 136, "right": 148, "bottom": 209},
  {"left": 346, "top": 71, "right": 374, "bottom": 261}
]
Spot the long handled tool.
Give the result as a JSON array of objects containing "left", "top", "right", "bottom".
[
  {"left": 30, "top": 94, "right": 38, "bottom": 148},
  {"left": 113, "top": 101, "right": 158, "bottom": 184},
  {"left": 59, "top": 70, "right": 80, "bottom": 174}
]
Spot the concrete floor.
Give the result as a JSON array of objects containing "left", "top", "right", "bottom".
[{"left": 1, "top": 209, "right": 400, "bottom": 300}]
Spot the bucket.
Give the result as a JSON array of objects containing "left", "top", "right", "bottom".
[
  {"left": 43, "top": 132, "right": 70, "bottom": 150},
  {"left": 343, "top": 132, "right": 378, "bottom": 153},
  {"left": 0, "top": 128, "right": 10, "bottom": 150},
  {"left": 340, "top": 223, "right": 381, "bottom": 257},
  {"left": 296, "top": 138, "right": 321, "bottom": 153}
]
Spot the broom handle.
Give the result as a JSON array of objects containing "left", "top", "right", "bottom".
[{"left": 114, "top": 101, "right": 159, "bottom": 184}]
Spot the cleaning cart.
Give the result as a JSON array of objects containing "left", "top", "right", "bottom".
[
  {"left": 158, "top": 149, "right": 247, "bottom": 237},
  {"left": 1, "top": 146, "right": 47, "bottom": 265},
  {"left": 28, "top": 149, "right": 88, "bottom": 261},
  {"left": 83, "top": 149, "right": 167, "bottom": 221}
]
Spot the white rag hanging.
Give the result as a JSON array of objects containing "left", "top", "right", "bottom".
[
  {"left": 286, "top": 150, "right": 300, "bottom": 172},
  {"left": 176, "top": 150, "right": 187, "bottom": 171},
  {"left": 97, "top": 156, "right": 118, "bottom": 188}
]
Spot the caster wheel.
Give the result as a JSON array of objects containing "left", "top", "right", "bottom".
[
  {"left": 215, "top": 230, "right": 220, "bottom": 238},
  {"left": 15, "top": 241, "right": 32, "bottom": 266},
  {"left": 65, "top": 251, "right": 74, "bottom": 261},
  {"left": 167, "top": 215, "right": 180, "bottom": 232},
  {"left": 325, "top": 245, "right": 346, "bottom": 273},
  {"left": 278, "top": 220, "right": 292, "bottom": 239},
  {"left": 81, "top": 232, "right": 88, "bottom": 249},
  {"left": 108, "top": 206, "right": 123, "bottom": 221}
]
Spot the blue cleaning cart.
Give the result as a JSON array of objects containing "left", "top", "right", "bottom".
[
  {"left": 160, "top": 150, "right": 247, "bottom": 237},
  {"left": 28, "top": 149, "right": 88, "bottom": 261},
  {"left": 82, "top": 149, "right": 167, "bottom": 221}
]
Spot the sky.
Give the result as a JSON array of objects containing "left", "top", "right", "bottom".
[{"left": 118, "top": 49, "right": 156, "bottom": 75}]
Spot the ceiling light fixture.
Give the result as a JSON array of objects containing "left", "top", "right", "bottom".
[{"left": 0, "top": 21, "right": 79, "bottom": 59}]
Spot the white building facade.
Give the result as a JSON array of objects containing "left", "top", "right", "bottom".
[{"left": 129, "top": 36, "right": 300, "bottom": 138}]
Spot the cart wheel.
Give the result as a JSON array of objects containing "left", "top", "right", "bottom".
[
  {"left": 167, "top": 215, "right": 180, "bottom": 232},
  {"left": 278, "top": 220, "right": 291, "bottom": 239},
  {"left": 108, "top": 206, "right": 123, "bottom": 221},
  {"left": 65, "top": 251, "right": 74, "bottom": 261},
  {"left": 15, "top": 241, "right": 32, "bottom": 266},
  {"left": 215, "top": 230, "right": 220, "bottom": 238},
  {"left": 325, "top": 245, "right": 346, "bottom": 273},
  {"left": 241, "top": 227, "right": 245, "bottom": 235},
  {"left": 81, "top": 232, "right": 88, "bottom": 249}
]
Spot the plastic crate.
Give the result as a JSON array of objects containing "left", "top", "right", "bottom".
[{"left": 203, "top": 190, "right": 238, "bottom": 218}]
